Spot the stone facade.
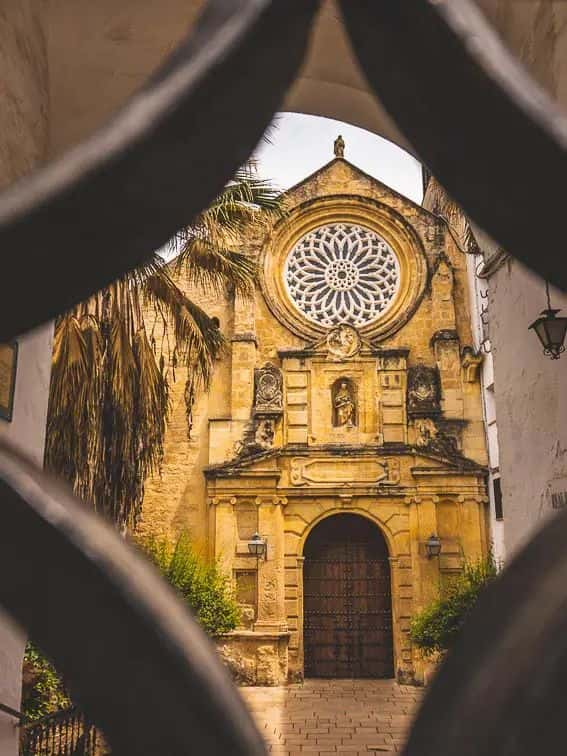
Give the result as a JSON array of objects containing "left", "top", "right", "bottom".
[{"left": 140, "top": 157, "right": 489, "bottom": 684}]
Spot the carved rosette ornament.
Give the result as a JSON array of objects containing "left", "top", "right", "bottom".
[
  {"left": 254, "top": 362, "right": 283, "bottom": 416},
  {"left": 326, "top": 324, "right": 361, "bottom": 361},
  {"left": 407, "top": 365, "right": 441, "bottom": 417}
]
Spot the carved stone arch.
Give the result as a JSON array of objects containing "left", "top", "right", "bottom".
[
  {"left": 298, "top": 506, "right": 397, "bottom": 559},
  {"left": 301, "top": 512, "right": 395, "bottom": 678}
]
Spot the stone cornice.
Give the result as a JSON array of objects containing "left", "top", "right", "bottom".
[{"left": 204, "top": 441, "right": 487, "bottom": 479}]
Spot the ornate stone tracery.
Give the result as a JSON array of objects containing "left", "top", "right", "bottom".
[{"left": 284, "top": 223, "right": 400, "bottom": 328}]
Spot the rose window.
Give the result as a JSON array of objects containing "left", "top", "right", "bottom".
[{"left": 284, "top": 223, "right": 400, "bottom": 328}]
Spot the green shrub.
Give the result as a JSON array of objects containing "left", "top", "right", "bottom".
[
  {"left": 21, "top": 643, "right": 70, "bottom": 722},
  {"left": 410, "top": 557, "right": 497, "bottom": 655},
  {"left": 141, "top": 532, "right": 240, "bottom": 636}
]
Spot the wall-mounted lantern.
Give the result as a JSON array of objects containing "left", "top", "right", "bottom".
[
  {"left": 247, "top": 532, "right": 267, "bottom": 560},
  {"left": 425, "top": 533, "right": 442, "bottom": 559},
  {"left": 529, "top": 281, "right": 567, "bottom": 360}
]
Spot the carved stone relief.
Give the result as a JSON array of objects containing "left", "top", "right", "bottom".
[
  {"left": 414, "top": 418, "right": 460, "bottom": 458},
  {"left": 407, "top": 365, "right": 441, "bottom": 417},
  {"left": 290, "top": 457, "right": 400, "bottom": 487},
  {"left": 254, "top": 362, "right": 283, "bottom": 415},
  {"left": 255, "top": 418, "right": 276, "bottom": 449},
  {"left": 326, "top": 324, "right": 361, "bottom": 360}
]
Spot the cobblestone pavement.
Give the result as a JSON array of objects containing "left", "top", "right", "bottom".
[{"left": 240, "top": 679, "right": 423, "bottom": 756}]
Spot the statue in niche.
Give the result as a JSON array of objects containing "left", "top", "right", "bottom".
[{"left": 333, "top": 379, "right": 356, "bottom": 427}]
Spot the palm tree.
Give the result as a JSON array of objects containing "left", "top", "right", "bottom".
[{"left": 45, "top": 162, "right": 281, "bottom": 530}]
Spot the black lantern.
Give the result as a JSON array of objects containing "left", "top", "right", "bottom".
[
  {"left": 529, "top": 281, "right": 567, "bottom": 360},
  {"left": 247, "top": 532, "right": 267, "bottom": 559},
  {"left": 425, "top": 533, "right": 442, "bottom": 559}
]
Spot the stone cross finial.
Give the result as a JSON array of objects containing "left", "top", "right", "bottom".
[{"left": 334, "top": 134, "right": 345, "bottom": 158}]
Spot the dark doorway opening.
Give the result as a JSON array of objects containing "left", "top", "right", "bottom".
[{"left": 303, "top": 514, "right": 394, "bottom": 678}]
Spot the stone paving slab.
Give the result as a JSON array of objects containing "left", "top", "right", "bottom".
[{"left": 240, "top": 680, "right": 423, "bottom": 755}]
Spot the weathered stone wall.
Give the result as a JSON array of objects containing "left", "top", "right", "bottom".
[
  {"left": 216, "top": 631, "right": 289, "bottom": 686},
  {"left": 137, "top": 270, "right": 233, "bottom": 547}
]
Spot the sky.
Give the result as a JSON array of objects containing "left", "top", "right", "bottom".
[{"left": 254, "top": 112, "right": 423, "bottom": 204}]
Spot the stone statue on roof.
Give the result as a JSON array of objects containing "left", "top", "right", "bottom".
[{"left": 334, "top": 134, "right": 345, "bottom": 158}]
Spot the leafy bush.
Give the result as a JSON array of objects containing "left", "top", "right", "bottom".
[
  {"left": 142, "top": 532, "right": 240, "bottom": 636},
  {"left": 21, "top": 643, "right": 70, "bottom": 721},
  {"left": 410, "top": 557, "right": 497, "bottom": 655}
]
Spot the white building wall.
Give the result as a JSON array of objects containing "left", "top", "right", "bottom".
[
  {"left": 465, "top": 237, "right": 505, "bottom": 566},
  {"left": 489, "top": 260, "right": 567, "bottom": 558}
]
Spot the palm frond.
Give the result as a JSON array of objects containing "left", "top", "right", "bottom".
[
  {"left": 46, "top": 158, "right": 281, "bottom": 531},
  {"left": 172, "top": 238, "right": 257, "bottom": 296}
]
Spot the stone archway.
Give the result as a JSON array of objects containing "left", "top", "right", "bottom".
[{"left": 303, "top": 513, "right": 394, "bottom": 678}]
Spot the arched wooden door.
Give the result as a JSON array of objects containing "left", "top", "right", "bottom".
[{"left": 303, "top": 514, "right": 394, "bottom": 678}]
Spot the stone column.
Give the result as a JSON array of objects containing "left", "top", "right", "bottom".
[{"left": 254, "top": 496, "right": 287, "bottom": 632}]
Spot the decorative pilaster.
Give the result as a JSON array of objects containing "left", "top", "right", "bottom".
[
  {"left": 211, "top": 496, "right": 237, "bottom": 579},
  {"left": 431, "top": 330, "right": 463, "bottom": 420},
  {"left": 458, "top": 494, "right": 489, "bottom": 561},
  {"left": 254, "top": 496, "right": 288, "bottom": 633},
  {"left": 231, "top": 293, "right": 257, "bottom": 422},
  {"left": 408, "top": 495, "right": 441, "bottom": 608}
]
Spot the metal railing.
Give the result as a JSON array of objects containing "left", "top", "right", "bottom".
[{"left": 20, "top": 707, "right": 99, "bottom": 756}]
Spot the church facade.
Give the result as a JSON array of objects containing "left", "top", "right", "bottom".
[{"left": 140, "top": 151, "right": 488, "bottom": 685}]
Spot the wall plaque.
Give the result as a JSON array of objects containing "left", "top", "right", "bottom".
[{"left": 0, "top": 341, "right": 18, "bottom": 421}]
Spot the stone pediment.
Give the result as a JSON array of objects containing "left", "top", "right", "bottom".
[
  {"left": 204, "top": 449, "right": 282, "bottom": 479},
  {"left": 205, "top": 444, "right": 485, "bottom": 484},
  {"left": 409, "top": 448, "right": 486, "bottom": 476},
  {"left": 283, "top": 158, "right": 437, "bottom": 224}
]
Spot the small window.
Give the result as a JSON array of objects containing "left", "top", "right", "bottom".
[{"left": 493, "top": 477, "right": 503, "bottom": 521}]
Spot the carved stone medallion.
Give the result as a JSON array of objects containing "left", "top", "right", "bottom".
[
  {"left": 407, "top": 365, "right": 441, "bottom": 417},
  {"left": 326, "top": 324, "right": 361, "bottom": 360},
  {"left": 254, "top": 362, "right": 283, "bottom": 415}
]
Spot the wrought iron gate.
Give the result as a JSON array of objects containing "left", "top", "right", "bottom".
[
  {"left": 1, "top": 1, "right": 567, "bottom": 755},
  {"left": 304, "top": 515, "right": 393, "bottom": 678}
]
